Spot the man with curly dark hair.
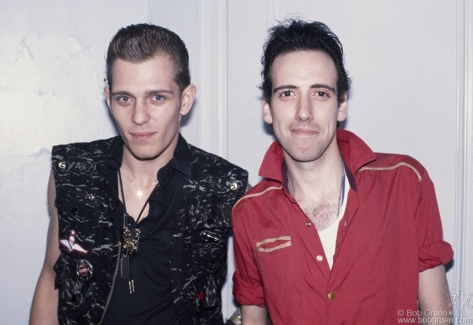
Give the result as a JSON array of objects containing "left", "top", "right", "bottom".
[{"left": 232, "top": 19, "right": 453, "bottom": 325}]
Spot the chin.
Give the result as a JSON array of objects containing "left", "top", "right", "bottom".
[
  {"left": 288, "top": 149, "right": 324, "bottom": 163},
  {"left": 126, "top": 147, "right": 159, "bottom": 161}
]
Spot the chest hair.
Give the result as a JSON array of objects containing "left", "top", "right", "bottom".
[{"left": 298, "top": 200, "right": 339, "bottom": 231}]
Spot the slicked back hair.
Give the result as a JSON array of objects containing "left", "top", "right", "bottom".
[
  {"left": 106, "top": 23, "right": 190, "bottom": 93},
  {"left": 261, "top": 19, "right": 351, "bottom": 105}
]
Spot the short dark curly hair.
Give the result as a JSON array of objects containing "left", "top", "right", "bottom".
[
  {"left": 261, "top": 19, "right": 351, "bottom": 105},
  {"left": 106, "top": 23, "right": 190, "bottom": 93}
]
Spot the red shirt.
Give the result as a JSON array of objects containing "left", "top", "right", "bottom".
[{"left": 232, "top": 129, "right": 453, "bottom": 325}]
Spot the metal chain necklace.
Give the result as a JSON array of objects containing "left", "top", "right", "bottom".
[
  {"left": 118, "top": 169, "right": 157, "bottom": 294},
  {"left": 287, "top": 160, "right": 346, "bottom": 217},
  {"left": 121, "top": 169, "right": 158, "bottom": 199}
]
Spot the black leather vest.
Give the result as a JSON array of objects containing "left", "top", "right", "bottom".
[{"left": 52, "top": 136, "right": 248, "bottom": 324}]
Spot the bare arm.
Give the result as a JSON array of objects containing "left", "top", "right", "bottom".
[
  {"left": 30, "top": 170, "right": 60, "bottom": 325},
  {"left": 241, "top": 305, "right": 268, "bottom": 325},
  {"left": 418, "top": 264, "right": 452, "bottom": 323}
]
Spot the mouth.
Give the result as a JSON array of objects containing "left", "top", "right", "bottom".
[
  {"left": 291, "top": 128, "right": 317, "bottom": 136},
  {"left": 130, "top": 132, "right": 156, "bottom": 141}
]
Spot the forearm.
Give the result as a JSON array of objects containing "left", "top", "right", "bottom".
[
  {"left": 418, "top": 264, "right": 452, "bottom": 323},
  {"left": 30, "top": 267, "right": 59, "bottom": 325},
  {"left": 30, "top": 170, "right": 60, "bottom": 325},
  {"left": 241, "top": 305, "right": 268, "bottom": 325}
]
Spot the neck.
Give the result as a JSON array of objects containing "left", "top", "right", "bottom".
[
  {"left": 121, "top": 148, "right": 172, "bottom": 186},
  {"left": 286, "top": 151, "right": 344, "bottom": 202}
]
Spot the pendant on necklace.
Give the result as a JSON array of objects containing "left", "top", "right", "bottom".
[
  {"left": 136, "top": 190, "right": 143, "bottom": 199},
  {"left": 122, "top": 226, "right": 140, "bottom": 255}
]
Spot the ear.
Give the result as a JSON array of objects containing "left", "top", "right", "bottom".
[
  {"left": 179, "top": 84, "right": 196, "bottom": 116},
  {"left": 337, "top": 92, "right": 348, "bottom": 122},
  {"left": 262, "top": 98, "right": 273, "bottom": 124},
  {"left": 104, "top": 87, "right": 111, "bottom": 111}
]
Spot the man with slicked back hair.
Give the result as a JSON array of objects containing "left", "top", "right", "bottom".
[{"left": 31, "top": 23, "right": 248, "bottom": 325}]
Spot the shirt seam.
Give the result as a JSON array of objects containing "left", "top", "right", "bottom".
[
  {"left": 233, "top": 186, "right": 283, "bottom": 209},
  {"left": 358, "top": 162, "right": 422, "bottom": 181}
]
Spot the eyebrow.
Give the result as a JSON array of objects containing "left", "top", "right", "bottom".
[
  {"left": 110, "top": 90, "right": 133, "bottom": 97},
  {"left": 111, "top": 89, "right": 175, "bottom": 97},
  {"left": 272, "top": 84, "right": 336, "bottom": 95}
]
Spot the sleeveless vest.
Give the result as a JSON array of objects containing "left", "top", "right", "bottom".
[{"left": 52, "top": 136, "right": 248, "bottom": 324}]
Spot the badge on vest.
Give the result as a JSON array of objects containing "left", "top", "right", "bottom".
[
  {"left": 60, "top": 229, "right": 88, "bottom": 255},
  {"left": 76, "top": 259, "right": 93, "bottom": 281}
]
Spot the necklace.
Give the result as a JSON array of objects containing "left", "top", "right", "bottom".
[
  {"left": 121, "top": 169, "right": 158, "bottom": 199},
  {"left": 118, "top": 169, "right": 158, "bottom": 294},
  {"left": 287, "top": 160, "right": 346, "bottom": 217}
]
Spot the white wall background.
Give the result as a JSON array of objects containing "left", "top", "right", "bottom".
[{"left": 1, "top": 0, "right": 472, "bottom": 323}]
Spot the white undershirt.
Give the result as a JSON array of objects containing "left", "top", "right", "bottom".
[{"left": 318, "top": 175, "right": 350, "bottom": 269}]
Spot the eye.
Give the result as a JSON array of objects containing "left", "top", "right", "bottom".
[
  {"left": 314, "top": 90, "right": 332, "bottom": 101},
  {"left": 114, "top": 95, "right": 133, "bottom": 106},
  {"left": 153, "top": 94, "right": 164, "bottom": 101},
  {"left": 117, "top": 96, "right": 131, "bottom": 103},
  {"left": 279, "top": 90, "right": 294, "bottom": 98}
]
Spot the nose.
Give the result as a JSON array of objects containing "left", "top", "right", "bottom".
[
  {"left": 132, "top": 99, "right": 150, "bottom": 125},
  {"left": 296, "top": 93, "right": 314, "bottom": 121}
]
